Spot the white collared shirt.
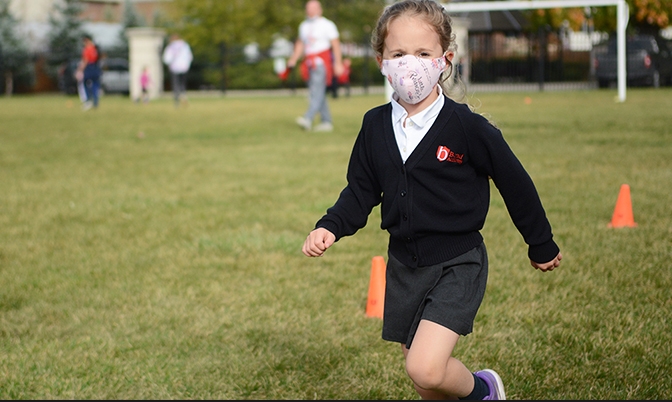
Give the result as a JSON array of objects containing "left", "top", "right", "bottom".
[{"left": 390, "top": 86, "right": 445, "bottom": 163}]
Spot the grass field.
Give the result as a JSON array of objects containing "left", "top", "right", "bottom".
[{"left": 1, "top": 88, "right": 671, "bottom": 399}]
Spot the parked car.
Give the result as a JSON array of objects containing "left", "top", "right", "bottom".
[
  {"left": 593, "top": 34, "right": 672, "bottom": 88},
  {"left": 57, "top": 57, "right": 130, "bottom": 95},
  {"left": 100, "top": 57, "right": 130, "bottom": 95}
]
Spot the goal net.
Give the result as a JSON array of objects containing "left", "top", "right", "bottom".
[{"left": 442, "top": 0, "right": 630, "bottom": 102}]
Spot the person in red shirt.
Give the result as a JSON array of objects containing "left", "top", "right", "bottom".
[{"left": 77, "top": 34, "right": 101, "bottom": 111}]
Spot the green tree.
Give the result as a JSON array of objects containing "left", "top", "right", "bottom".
[
  {"left": 46, "top": 0, "right": 85, "bottom": 78},
  {"left": 166, "top": 0, "right": 300, "bottom": 59},
  {"left": 162, "top": 0, "right": 386, "bottom": 89},
  {"left": 0, "top": 0, "right": 33, "bottom": 95},
  {"left": 311, "top": 0, "right": 387, "bottom": 44},
  {"left": 164, "top": 0, "right": 385, "bottom": 67}
]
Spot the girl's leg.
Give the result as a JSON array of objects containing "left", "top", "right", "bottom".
[{"left": 403, "top": 319, "right": 475, "bottom": 399}]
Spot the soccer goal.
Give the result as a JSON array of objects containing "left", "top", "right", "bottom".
[{"left": 442, "top": 0, "right": 630, "bottom": 102}]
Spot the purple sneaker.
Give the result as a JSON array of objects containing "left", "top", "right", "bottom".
[{"left": 474, "top": 369, "right": 506, "bottom": 400}]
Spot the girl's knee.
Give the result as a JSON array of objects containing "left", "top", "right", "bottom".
[{"left": 405, "top": 357, "right": 446, "bottom": 390}]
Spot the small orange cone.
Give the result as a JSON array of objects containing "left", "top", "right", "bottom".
[
  {"left": 609, "top": 184, "right": 637, "bottom": 228},
  {"left": 365, "top": 256, "right": 386, "bottom": 319}
]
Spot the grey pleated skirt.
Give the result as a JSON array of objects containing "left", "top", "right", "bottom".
[{"left": 381, "top": 243, "right": 488, "bottom": 348}]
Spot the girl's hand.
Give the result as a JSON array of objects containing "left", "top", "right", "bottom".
[
  {"left": 531, "top": 251, "right": 562, "bottom": 272},
  {"left": 302, "top": 228, "right": 336, "bottom": 257}
]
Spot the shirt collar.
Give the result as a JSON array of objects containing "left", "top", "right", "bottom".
[{"left": 390, "top": 86, "right": 445, "bottom": 128}]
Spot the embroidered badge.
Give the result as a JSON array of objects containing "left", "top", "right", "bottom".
[{"left": 436, "top": 145, "right": 464, "bottom": 164}]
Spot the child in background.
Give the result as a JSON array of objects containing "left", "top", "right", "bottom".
[
  {"left": 75, "top": 68, "right": 87, "bottom": 104},
  {"left": 139, "top": 66, "right": 151, "bottom": 103},
  {"left": 301, "top": 0, "right": 562, "bottom": 400},
  {"left": 337, "top": 57, "right": 351, "bottom": 97}
]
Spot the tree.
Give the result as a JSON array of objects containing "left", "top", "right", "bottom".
[
  {"left": 163, "top": 0, "right": 385, "bottom": 88},
  {"left": 622, "top": 0, "right": 670, "bottom": 33},
  {"left": 0, "top": 0, "right": 32, "bottom": 96},
  {"left": 165, "top": 0, "right": 385, "bottom": 59},
  {"left": 46, "top": 0, "right": 85, "bottom": 79},
  {"left": 522, "top": 0, "right": 671, "bottom": 34},
  {"left": 312, "top": 0, "right": 387, "bottom": 44}
]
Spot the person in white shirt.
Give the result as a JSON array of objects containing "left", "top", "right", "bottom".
[
  {"left": 162, "top": 33, "right": 193, "bottom": 107},
  {"left": 287, "top": 0, "right": 344, "bottom": 132}
]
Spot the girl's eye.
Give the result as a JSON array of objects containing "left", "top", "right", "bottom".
[
  {"left": 392, "top": 53, "right": 404, "bottom": 58},
  {"left": 419, "top": 52, "right": 431, "bottom": 57}
]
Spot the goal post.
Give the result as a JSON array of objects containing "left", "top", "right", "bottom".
[{"left": 442, "top": 0, "right": 630, "bottom": 102}]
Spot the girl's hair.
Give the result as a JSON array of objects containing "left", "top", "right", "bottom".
[{"left": 371, "top": 0, "right": 468, "bottom": 104}]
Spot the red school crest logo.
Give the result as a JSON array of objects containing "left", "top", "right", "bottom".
[{"left": 436, "top": 145, "right": 464, "bottom": 164}]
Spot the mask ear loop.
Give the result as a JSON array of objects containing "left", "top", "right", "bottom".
[
  {"left": 442, "top": 52, "right": 453, "bottom": 78},
  {"left": 439, "top": 52, "right": 453, "bottom": 88}
]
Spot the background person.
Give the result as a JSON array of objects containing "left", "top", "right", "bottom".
[
  {"left": 287, "top": 0, "right": 344, "bottom": 132},
  {"left": 301, "top": 0, "right": 562, "bottom": 400},
  {"left": 162, "top": 33, "right": 193, "bottom": 108},
  {"left": 77, "top": 34, "right": 101, "bottom": 111},
  {"left": 138, "top": 65, "right": 151, "bottom": 104},
  {"left": 75, "top": 68, "right": 86, "bottom": 104},
  {"left": 337, "top": 57, "right": 351, "bottom": 98}
]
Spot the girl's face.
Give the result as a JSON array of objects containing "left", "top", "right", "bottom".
[{"left": 377, "top": 15, "right": 453, "bottom": 65}]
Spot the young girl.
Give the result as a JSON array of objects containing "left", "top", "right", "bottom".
[
  {"left": 139, "top": 66, "right": 151, "bottom": 104},
  {"left": 302, "top": 0, "right": 562, "bottom": 400}
]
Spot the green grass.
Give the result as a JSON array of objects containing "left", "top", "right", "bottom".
[{"left": 1, "top": 88, "right": 671, "bottom": 399}]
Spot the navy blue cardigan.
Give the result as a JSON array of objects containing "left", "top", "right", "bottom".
[{"left": 315, "top": 96, "right": 560, "bottom": 268}]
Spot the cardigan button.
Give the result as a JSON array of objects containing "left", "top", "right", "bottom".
[
  {"left": 403, "top": 214, "right": 408, "bottom": 221},
  {"left": 400, "top": 190, "right": 407, "bottom": 197},
  {"left": 412, "top": 255, "right": 417, "bottom": 262}
]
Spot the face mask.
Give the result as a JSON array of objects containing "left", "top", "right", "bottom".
[{"left": 381, "top": 54, "right": 447, "bottom": 104}]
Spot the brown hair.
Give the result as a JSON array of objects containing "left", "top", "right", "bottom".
[
  {"left": 371, "top": 0, "right": 455, "bottom": 57},
  {"left": 371, "top": 0, "right": 465, "bottom": 98}
]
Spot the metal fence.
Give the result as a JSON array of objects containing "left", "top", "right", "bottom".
[
  {"left": 12, "top": 29, "right": 607, "bottom": 94},
  {"left": 463, "top": 29, "right": 600, "bottom": 91}
]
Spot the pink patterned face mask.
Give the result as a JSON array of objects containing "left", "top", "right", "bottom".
[{"left": 381, "top": 54, "right": 448, "bottom": 104}]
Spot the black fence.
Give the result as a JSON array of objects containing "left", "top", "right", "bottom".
[
  {"left": 180, "top": 29, "right": 598, "bottom": 93},
  {"left": 7, "top": 29, "right": 605, "bottom": 95},
  {"left": 466, "top": 29, "right": 595, "bottom": 90}
]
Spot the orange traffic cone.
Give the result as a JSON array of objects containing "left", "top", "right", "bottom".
[
  {"left": 609, "top": 184, "right": 637, "bottom": 228},
  {"left": 365, "top": 256, "right": 386, "bottom": 319}
]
